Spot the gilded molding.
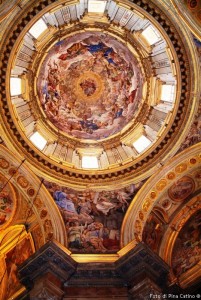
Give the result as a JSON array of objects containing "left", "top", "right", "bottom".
[
  {"left": 0, "top": 0, "right": 199, "bottom": 189},
  {"left": 121, "top": 143, "right": 201, "bottom": 247},
  {"left": 0, "top": 145, "right": 66, "bottom": 247}
]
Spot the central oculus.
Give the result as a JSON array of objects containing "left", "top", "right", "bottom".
[{"left": 37, "top": 32, "right": 143, "bottom": 140}]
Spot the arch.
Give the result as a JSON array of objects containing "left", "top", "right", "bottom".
[
  {"left": 121, "top": 143, "right": 201, "bottom": 248},
  {"left": 0, "top": 144, "right": 67, "bottom": 247},
  {"left": 0, "top": 224, "right": 26, "bottom": 248},
  {"left": 159, "top": 198, "right": 201, "bottom": 289}
]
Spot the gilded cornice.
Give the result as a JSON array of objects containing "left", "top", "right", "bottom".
[
  {"left": 0, "top": 0, "right": 21, "bottom": 22},
  {"left": 170, "top": 0, "right": 201, "bottom": 41},
  {"left": 121, "top": 142, "right": 201, "bottom": 248},
  {"left": 0, "top": 145, "right": 66, "bottom": 247},
  {"left": 29, "top": 22, "right": 149, "bottom": 148}
]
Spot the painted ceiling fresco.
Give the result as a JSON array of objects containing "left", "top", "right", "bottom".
[
  {"left": 44, "top": 180, "right": 144, "bottom": 253},
  {"left": 142, "top": 212, "right": 165, "bottom": 254},
  {"left": 178, "top": 108, "right": 201, "bottom": 152},
  {"left": 0, "top": 173, "right": 15, "bottom": 228},
  {"left": 172, "top": 210, "right": 201, "bottom": 277},
  {"left": 3, "top": 236, "right": 34, "bottom": 299},
  {"left": 37, "top": 32, "right": 143, "bottom": 140}
]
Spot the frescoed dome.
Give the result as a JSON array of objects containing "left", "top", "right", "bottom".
[
  {"left": 2, "top": 0, "right": 198, "bottom": 188},
  {"left": 0, "top": 0, "right": 200, "bottom": 296},
  {"left": 37, "top": 32, "right": 143, "bottom": 140}
]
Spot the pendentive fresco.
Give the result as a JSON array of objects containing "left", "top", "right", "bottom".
[{"left": 44, "top": 180, "right": 144, "bottom": 253}]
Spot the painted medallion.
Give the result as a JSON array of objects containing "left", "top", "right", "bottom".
[{"left": 168, "top": 176, "right": 195, "bottom": 202}]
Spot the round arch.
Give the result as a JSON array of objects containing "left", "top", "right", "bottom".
[
  {"left": 0, "top": 144, "right": 67, "bottom": 247},
  {"left": 121, "top": 143, "right": 201, "bottom": 248}
]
